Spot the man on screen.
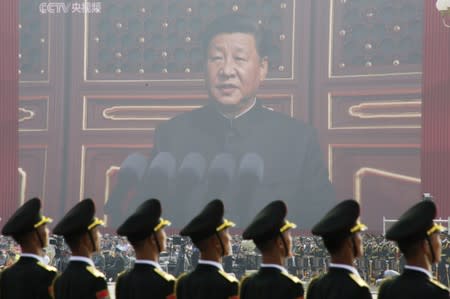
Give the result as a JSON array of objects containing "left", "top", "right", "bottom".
[{"left": 145, "top": 14, "right": 336, "bottom": 228}]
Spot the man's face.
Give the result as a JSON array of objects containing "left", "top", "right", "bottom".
[{"left": 205, "top": 33, "right": 268, "bottom": 109}]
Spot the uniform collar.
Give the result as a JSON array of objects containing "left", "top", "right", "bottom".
[
  {"left": 206, "top": 100, "right": 264, "bottom": 137},
  {"left": 329, "top": 262, "right": 360, "bottom": 277},
  {"left": 21, "top": 253, "right": 45, "bottom": 264},
  {"left": 217, "top": 98, "right": 257, "bottom": 120},
  {"left": 198, "top": 259, "right": 223, "bottom": 271},
  {"left": 404, "top": 265, "right": 432, "bottom": 279},
  {"left": 69, "top": 255, "right": 95, "bottom": 266},
  {"left": 260, "top": 263, "right": 288, "bottom": 273},
  {"left": 135, "top": 259, "right": 161, "bottom": 269}
]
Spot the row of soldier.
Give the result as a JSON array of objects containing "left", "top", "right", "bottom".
[{"left": 0, "top": 195, "right": 448, "bottom": 299}]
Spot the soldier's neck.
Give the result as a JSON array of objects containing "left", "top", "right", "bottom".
[
  {"left": 70, "top": 247, "right": 92, "bottom": 258},
  {"left": 20, "top": 244, "right": 44, "bottom": 256},
  {"left": 262, "top": 254, "right": 284, "bottom": 266},
  {"left": 134, "top": 247, "right": 158, "bottom": 262},
  {"left": 200, "top": 250, "right": 222, "bottom": 263},
  {"left": 330, "top": 255, "right": 354, "bottom": 267},
  {"left": 405, "top": 255, "right": 432, "bottom": 273}
]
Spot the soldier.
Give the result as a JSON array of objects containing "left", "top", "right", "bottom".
[
  {"left": 306, "top": 199, "right": 371, "bottom": 299},
  {"left": 115, "top": 199, "right": 175, "bottom": 299},
  {"left": 240, "top": 200, "right": 304, "bottom": 299},
  {"left": 0, "top": 197, "right": 57, "bottom": 298},
  {"left": 176, "top": 199, "right": 238, "bottom": 299},
  {"left": 378, "top": 200, "right": 449, "bottom": 299},
  {"left": 52, "top": 198, "right": 110, "bottom": 299}
]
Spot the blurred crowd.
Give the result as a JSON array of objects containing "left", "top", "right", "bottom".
[{"left": 1, "top": 233, "right": 449, "bottom": 286}]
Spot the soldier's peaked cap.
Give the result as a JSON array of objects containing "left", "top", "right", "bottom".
[
  {"left": 312, "top": 199, "right": 367, "bottom": 237},
  {"left": 180, "top": 199, "right": 235, "bottom": 243},
  {"left": 2, "top": 197, "right": 52, "bottom": 236},
  {"left": 386, "top": 200, "right": 446, "bottom": 242},
  {"left": 243, "top": 200, "right": 296, "bottom": 242},
  {"left": 53, "top": 198, "right": 104, "bottom": 236},
  {"left": 117, "top": 198, "right": 171, "bottom": 242}
]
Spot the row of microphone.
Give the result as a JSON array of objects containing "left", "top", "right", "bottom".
[{"left": 105, "top": 152, "right": 265, "bottom": 226}]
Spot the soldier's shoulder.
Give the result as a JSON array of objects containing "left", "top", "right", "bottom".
[
  {"left": 85, "top": 265, "right": 106, "bottom": 279},
  {"left": 116, "top": 269, "right": 129, "bottom": 281},
  {"left": 281, "top": 271, "right": 304, "bottom": 285},
  {"left": 37, "top": 261, "right": 58, "bottom": 273},
  {"left": 0, "top": 263, "right": 14, "bottom": 273},
  {"left": 218, "top": 269, "right": 238, "bottom": 284},
  {"left": 429, "top": 278, "right": 450, "bottom": 292},
  {"left": 379, "top": 276, "right": 395, "bottom": 288},
  {"left": 240, "top": 271, "right": 256, "bottom": 285},
  {"left": 176, "top": 271, "right": 189, "bottom": 283},
  {"left": 308, "top": 272, "right": 325, "bottom": 287},
  {"left": 306, "top": 273, "right": 322, "bottom": 295},
  {"left": 348, "top": 273, "right": 370, "bottom": 289},
  {"left": 154, "top": 267, "right": 176, "bottom": 282},
  {"left": 174, "top": 271, "right": 190, "bottom": 293}
]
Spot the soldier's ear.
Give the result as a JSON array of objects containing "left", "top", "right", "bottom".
[
  {"left": 151, "top": 234, "right": 159, "bottom": 247},
  {"left": 276, "top": 235, "right": 285, "bottom": 252}
]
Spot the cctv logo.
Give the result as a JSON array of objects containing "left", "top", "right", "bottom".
[{"left": 39, "top": 2, "right": 71, "bottom": 14}]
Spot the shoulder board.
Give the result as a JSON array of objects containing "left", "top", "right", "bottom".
[
  {"left": 379, "top": 277, "right": 394, "bottom": 286},
  {"left": 281, "top": 271, "right": 303, "bottom": 284},
  {"left": 430, "top": 278, "right": 449, "bottom": 291},
  {"left": 348, "top": 273, "right": 369, "bottom": 288},
  {"left": 218, "top": 270, "right": 238, "bottom": 283},
  {"left": 176, "top": 271, "right": 189, "bottom": 280},
  {"left": 154, "top": 267, "right": 175, "bottom": 281},
  {"left": 37, "top": 261, "right": 57, "bottom": 272},
  {"left": 309, "top": 273, "right": 323, "bottom": 283},
  {"left": 116, "top": 269, "right": 128, "bottom": 280},
  {"left": 239, "top": 272, "right": 254, "bottom": 285},
  {"left": 307, "top": 274, "right": 322, "bottom": 291},
  {"left": 86, "top": 266, "right": 105, "bottom": 278},
  {"left": 174, "top": 271, "right": 189, "bottom": 295}
]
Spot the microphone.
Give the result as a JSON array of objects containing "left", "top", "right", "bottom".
[
  {"left": 235, "top": 153, "right": 264, "bottom": 222},
  {"left": 237, "top": 153, "right": 264, "bottom": 189},
  {"left": 174, "top": 153, "right": 207, "bottom": 226},
  {"left": 131, "top": 152, "right": 176, "bottom": 213},
  {"left": 205, "top": 153, "right": 236, "bottom": 201},
  {"left": 104, "top": 152, "right": 148, "bottom": 226},
  {"left": 176, "top": 152, "right": 207, "bottom": 195}
]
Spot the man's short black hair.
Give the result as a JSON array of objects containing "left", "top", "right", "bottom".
[
  {"left": 322, "top": 234, "right": 348, "bottom": 255},
  {"left": 202, "top": 14, "right": 269, "bottom": 58},
  {"left": 254, "top": 236, "right": 278, "bottom": 253},
  {"left": 397, "top": 239, "right": 422, "bottom": 259},
  {"left": 63, "top": 232, "right": 84, "bottom": 250}
]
